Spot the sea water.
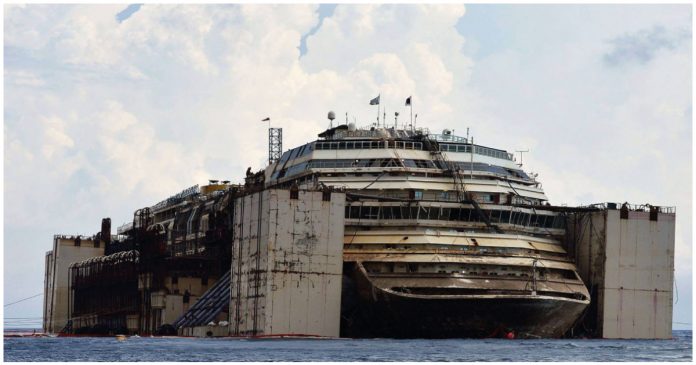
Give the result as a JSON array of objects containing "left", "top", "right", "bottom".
[{"left": 4, "top": 330, "right": 692, "bottom": 362}]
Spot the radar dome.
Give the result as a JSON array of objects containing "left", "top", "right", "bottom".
[
  {"left": 328, "top": 111, "right": 336, "bottom": 120},
  {"left": 348, "top": 122, "right": 357, "bottom": 131}
]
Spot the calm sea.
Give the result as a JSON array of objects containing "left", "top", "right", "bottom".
[{"left": 4, "top": 330, "right": 692, "bottom": 362}]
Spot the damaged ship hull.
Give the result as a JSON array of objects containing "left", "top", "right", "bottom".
[{"left": 341, "top": 262, "right": 588, "bottom": 339}]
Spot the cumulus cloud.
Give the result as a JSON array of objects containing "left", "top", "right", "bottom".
[{"left": 40, "top": 116, "right": 74, "bottom": 159}]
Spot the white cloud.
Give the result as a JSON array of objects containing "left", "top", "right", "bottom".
[
  {"left": 5, "top": 70, "right": 45, "bottom": 87},
  {"left": 40, "top": 116, "right": 74, "bottom": 159}
]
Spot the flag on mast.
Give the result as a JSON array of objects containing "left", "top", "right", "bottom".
[
  {"left": 369, "top": 95, "right": 380, "bottom": 105},
  {"left": 261, "top": 117, "right": 270, "bottom": 122},
  {"left": 405, "top": 96, "right": 411, "bottom": 106}
]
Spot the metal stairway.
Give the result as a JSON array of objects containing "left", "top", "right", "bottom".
[{"left": 172, "top": 270, "right": 231, "bottom": 329}]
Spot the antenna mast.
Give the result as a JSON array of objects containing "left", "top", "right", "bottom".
[
  {"left": 268, "top": 127, "right": 282, "bottom": 165},
  {"left": 515, "top": 149, "right": 530, "bottom": 167}
]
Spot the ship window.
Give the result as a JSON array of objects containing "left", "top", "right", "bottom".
[
  {"left": 381, "top": 206, "right": 398, "bottom": 220},
  {"left": 397, "top": 206, "right": 408, "bottom": 219},
  {"left": 346, "top": 206, "right": 359, "bottom": 219},
  {"left": 479, "top": 194, "right": 494, "bottom": 203},
  {"left": 409, "top": 207, "right": 419, "bottom": 219},
  {"left": 379, "top": 207, "right": 388, "bottom": 219},
  {"left": 489, "top": 210, "right": 501, "bottom": 223},
  {"left": 359, "top": 206, "right": 379, "bottom": 219},
  {"left": 533, "top": 215, "right": 543, "bottom": 227},
  {"left": 416, "top": 206, "right": 426, "bottom": 219},
  {"left": 413, "top": 191, "right": 423, "bottom": 200},
  {"left": 472, "top": 210, "right": 482, "bottom": 222},
  {"left": 500, "top": 211, "right": 511, "bottom": 224},
  {"left": 520, "top": 213, "right": 529, "bottom": 226},
  {"left": 447, "top": 208, "right": 459, "bottom": 221}
]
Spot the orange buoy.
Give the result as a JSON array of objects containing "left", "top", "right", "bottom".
[{"left": 505, "top": 331, "right": 515, "bottom": 339}]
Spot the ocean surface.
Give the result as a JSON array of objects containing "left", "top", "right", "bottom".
[{"left": 4, "top": 330, "right": 692, "bottom": 362}]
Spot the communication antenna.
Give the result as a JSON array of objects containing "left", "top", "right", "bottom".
[
  {"left": 470, "top": 136, "right": 474, "bottom": 180},
  {"left": 394, "top": 112, "right": 399, "bottom": 129},
  {"left": 327, "top": 111, "right": 336, "bottom": 129},
  {"left": 266, "top": 116, "right": 282, "bottom": 165},
  {"left": 466, "top": 127, "right": 470, "bottom": 142},
  {"left": 515, "top": 149, "right": 530, "bottom": 167}
]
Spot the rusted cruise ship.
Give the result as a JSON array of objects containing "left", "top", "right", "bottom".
[{"left": 264, "top": 121, "right": 590, "bottom": 338}]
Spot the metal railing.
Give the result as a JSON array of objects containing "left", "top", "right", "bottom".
[{"left": 583, "top": 202, "right": 676, "bottom": 214}]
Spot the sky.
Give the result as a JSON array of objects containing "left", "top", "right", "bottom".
[{"left": 4, "top": 4, "right": 692, "bottom": 330}]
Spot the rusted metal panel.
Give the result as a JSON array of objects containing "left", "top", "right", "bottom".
[
  {"left": 344, "top": 233, "right": 567, "bottom": 254},
  {"left": 574, "top": 209, "right": 675, "bottom": 339},
  {"left": 371, "top": 275, "right": 588, "bottom": 293},
  {"left": 342, "top": 253, "right": 577, "bottom": 271},
  {"left": 322, "top": 180, "right": 548, "bottom": 200},
  {"left": 230, "top": 189, "right": 345, "bottom": 337},
  {"left": 43, "top": 236, "right": 104, "bottom": 334}
]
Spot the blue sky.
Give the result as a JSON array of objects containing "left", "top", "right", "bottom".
[{"left": 4, "top": 4, "right": 691, "bottom": 330}]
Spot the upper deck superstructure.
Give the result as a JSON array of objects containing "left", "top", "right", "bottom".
[
  {"left": 260, "top": 123, "right": 589, "bottom": 338},
  {"left": 267, "top": 126, "right": 546, "bottom": 202}
]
